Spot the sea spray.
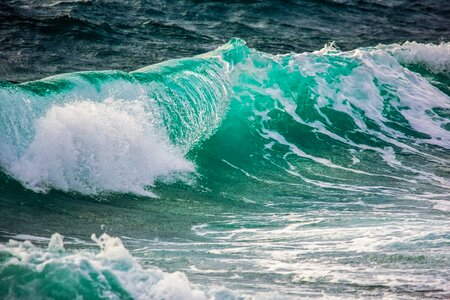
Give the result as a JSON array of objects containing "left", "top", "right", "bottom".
[
  {"left": 9, "top": 100, "right": 193, "bottom": 196},
  {"left": 0, "top": 233, "right": 236, "bottom": 300}
]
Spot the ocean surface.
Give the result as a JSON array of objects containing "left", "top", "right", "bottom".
[{"left": 1, "top": 0, "right": 450, "bottom": 299}]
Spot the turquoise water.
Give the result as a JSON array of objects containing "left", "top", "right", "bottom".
[{"left": 0, "top": 38, "right": 449, "bottom": 299}]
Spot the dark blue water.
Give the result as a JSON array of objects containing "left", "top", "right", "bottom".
[{"left": 1, "top": 0, "right": 449, "bottom": 82}]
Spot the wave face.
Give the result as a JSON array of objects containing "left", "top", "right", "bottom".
[
  {"left": 0, "top": 41, "right": 246, "bottom": 195},
  {"left": 207, "top": 41, "right": 450, "bottom": 197},
  {"left": 1, "top": 39, "right": 449, "bottom": 198}
]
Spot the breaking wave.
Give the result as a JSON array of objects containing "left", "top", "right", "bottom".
[{"left": 0, "top": 38, "right": 449, "bottom": 197}]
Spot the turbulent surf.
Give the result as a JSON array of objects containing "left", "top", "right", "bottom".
[{"left": 1, "top": 38, "right": 449, "bottom": 299}]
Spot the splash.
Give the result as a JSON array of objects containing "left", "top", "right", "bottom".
[
  {"left": 9, "top": 100, "right": 193, "bottom": 196},
  {"left": 0, "top": 233, "right": 235, "bottom": 300},
  {"left": 379, "top": 41, "right": 450, "bottom": 74}
]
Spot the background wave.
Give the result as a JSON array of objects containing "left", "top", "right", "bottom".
[{"left": 1, "top": 0, "right": 449, "bottom": 82}]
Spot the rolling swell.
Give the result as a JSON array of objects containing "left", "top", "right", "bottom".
[
  {"left": 0, "top": 40, "right": 246, "bottom": 195},
  {"left": 0, "top": 39, "right": 450, "bottom": 200}
]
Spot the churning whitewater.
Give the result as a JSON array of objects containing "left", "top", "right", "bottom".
[{"left": 1, "top": 39, "right": 450, "bottom": 299}]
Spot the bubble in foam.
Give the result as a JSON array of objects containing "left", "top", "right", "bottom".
[{"left": 10, "top": 99, "right": 194, "bottom": 196}]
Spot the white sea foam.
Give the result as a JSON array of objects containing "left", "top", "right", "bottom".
[
  {"left": 191, "top": 211, "right": 450, "bottom": 299},
  {"left": 307, "top": 46, "right": 450, "bottom": 149},
  {"left": 0, "top": 233, "right": 233, "bottom": 300},
  {"left": 380, "top": 41, "right": 450, "bottom": 74},
  {"left": 9, "top": 100, "right": 194, "bottom": 196}
]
